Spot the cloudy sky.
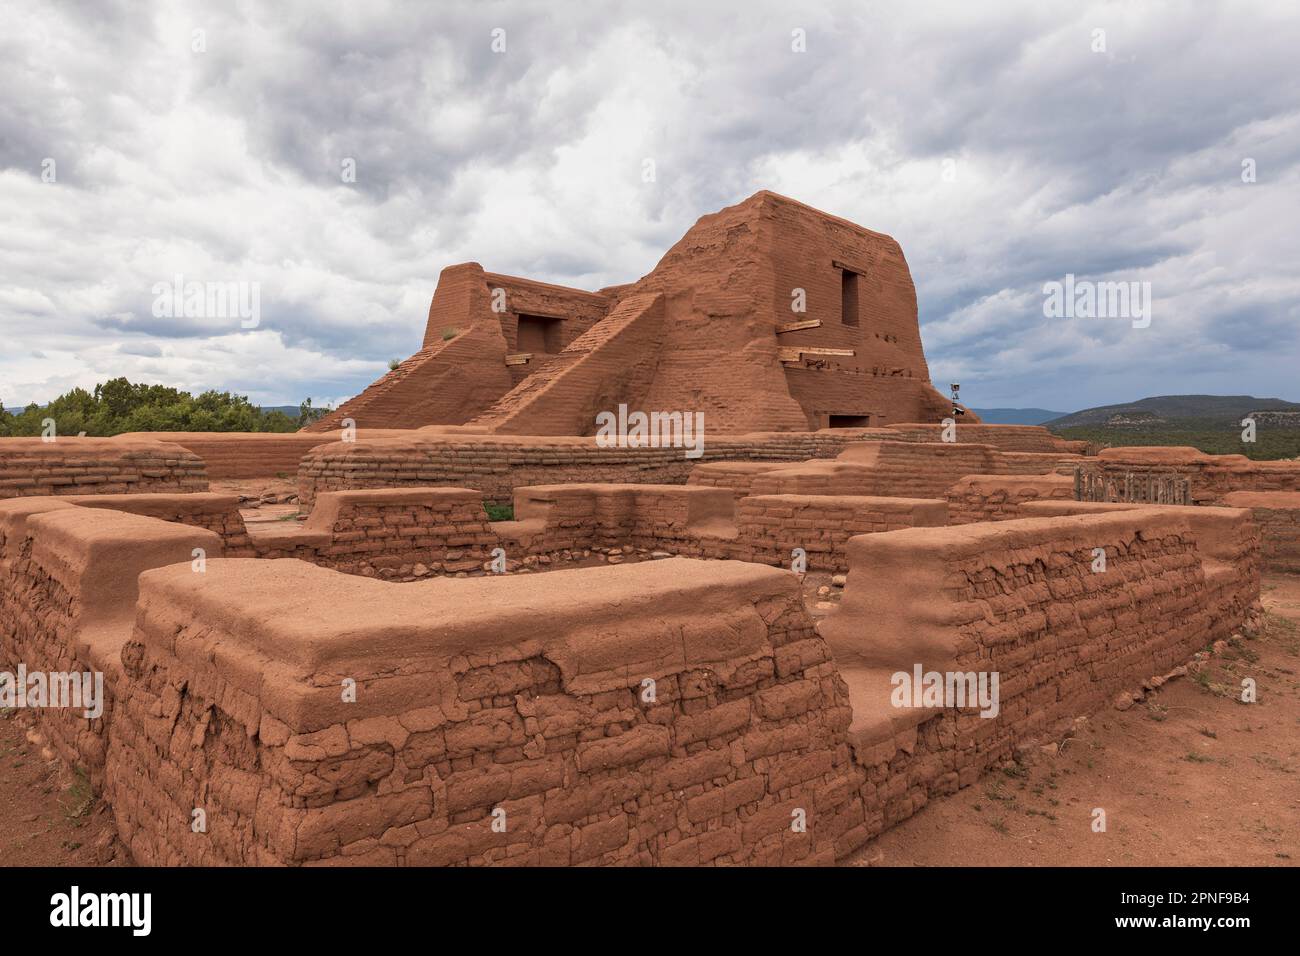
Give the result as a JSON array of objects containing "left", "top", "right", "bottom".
[{"left": 3, "top": 0, "right": 1298, "bottom": 414}]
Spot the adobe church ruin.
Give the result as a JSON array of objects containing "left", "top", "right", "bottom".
[{"left": 304, "top": 191, "right": 967, "bottom": 435}]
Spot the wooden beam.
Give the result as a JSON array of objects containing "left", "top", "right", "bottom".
[
  {"left": 778, "top": 348, "right": 804, "bottom": 363},
  {"left": 776, "top": 319, "right": 822, "bottom": 334},
  {"left": 504, "top": 353, "right": 533, "bottom": 366},
  {"left": 832, "top": 259, "right": 868, "bottom": 275},
  {"left": 800, "top": 347, "right": 855, "bottom": 357}
]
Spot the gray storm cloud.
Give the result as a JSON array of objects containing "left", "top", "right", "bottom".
[{"left": 1, "top": 0, "right": 1297, "bottom": 411}]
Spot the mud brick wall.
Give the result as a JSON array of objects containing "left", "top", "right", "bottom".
[
  {"left": 115, "top": 430, "right": 416, "bottom": 480},
  {"left": 65, "top": 493, "right": 253, "bottom": 554},
  {"left": 945, "top": 474, "right": 1075, "bottom": 524},
  {"left": 1017, "top": 500, "right": 1261, "bottom": 635},
  {"left": 1086, "top": 447, "right": 1300, "bottom": 505},
  {"left": 820, "top": 510, "right": 1248, "bottom": 841},
  {"left": 741, "top": 441, "right": 1077, "bottom": 501},
  {"left": 883, "top": 422, "right": 1084, "bottom": 454},
  {"left": 0, "top": 501, "right": 221, "bottom": 787},
  {"left": 734, "top": 495, "right": 947, "bottom": 571},
  {"left": 295, "top": 431, "right": 894, "bottom": 510},
  {"left": 501, "top": 484, "right": 948, "bottom": 573},
  {"left": 688, "top": 462, "right": 798, "bottom": 499},
  {"left": 247, "top": 488, "right": 495, "bottom": 577},
  {"left": 501, "top": 484, "right": 737, "bottom": 558},
  {"left": 0, "top": 438, "right": 208, "bottom": 499},
  {"left": 106, "top": 558, "right": 867, "bottom": 866},
  {"left": 1221, "top": 492, "right": 1300, "bottom": 573}
]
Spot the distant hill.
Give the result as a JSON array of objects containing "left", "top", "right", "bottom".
[
  {"left": 1046, "top": 395, "right": 1300, "bottom": 460},
  {"left": 1047, "top": 395, "right": 1300, "bottom": 429},
  {"left": 970, "top": 407, "right": 1071, "bottom": 425}
]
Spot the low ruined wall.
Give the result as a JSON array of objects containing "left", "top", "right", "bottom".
[
  {"left": 0, "top": 438, "right": 208, "bottom": 499},
  {"left": 734, "top": 495, "right": 946, "bottom": 571},
  {"left": 1085, "top": 447, "right": 1300, "bottom": 505},
  {"left": 884, "top": 422, "right": 1083, "bottom": 454},
  {"left": 1221, "top": 492, "right": 1300, "bottom": 573},
  {"left": 0, "top": 501, "right": 221, "bottom": 787},
  {"left": 66, "top": 492, "right": 252, "bottom": 554},
  {"left": 819, "top": 508, "right": 1252, "bottom": 838},
  {"left": 501, "top": 483, "right": 945, "bottom": 572},
  {"left": 107, "top": 558, "right": 864, "bottom": 866},
  {"left": 945, "top": 474, "right": 1075, "bottom": 524},
  {"left": 114, "top": 430, "right": 412, "bottom": 480},
  {"left": 1018, "top": 500, "right": 1261, "bottom": 639},
  {"left": 740, "top": 441, "right": 1079, "bottom": 501},
  {"left": 252, "top": 487, "right": 497, "bottom": 576},
  {"left": 295, "top": 430, "right": 905, "bottom": 509},
  {"left": 687, "top": 461, "right": 794, "bottom": 499}
]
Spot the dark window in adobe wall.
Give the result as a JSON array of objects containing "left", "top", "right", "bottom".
[
  {"left": 829, "top": 414, "right": 871, "bottom": 428},
  {"left": 516, "top": 314, "right": 564, "bottom": 353},
  {"left": 841, "top": 270, "right": 859, "bottom": 326}
]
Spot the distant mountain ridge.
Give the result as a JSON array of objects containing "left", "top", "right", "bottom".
[
  {"left": 970, "top": 407, "right": 1071, "bottom": 425},
  {"left": 1047, "top": 395, "right": 1300, "bottom": 429}
]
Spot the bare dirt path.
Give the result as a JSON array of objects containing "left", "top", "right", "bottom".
[
  {"left": 846, "top": 574, "right": 1300, "bottom": 866},
  {"left": 0, "top": 713, "right": 120, "bottom": 865}
]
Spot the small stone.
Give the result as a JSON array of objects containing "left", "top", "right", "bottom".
[
  {"left": 412, "top": 563, "right": 430, "bottom": 577},
  {"left": 650, "top": 551, "right": 672, "bottom": 560},
  {"left": 831, "top": 574, "right": 847, "bottom": 587},
  {"left": 1039, "top": 742, "right": 1059, "bottom": 757}
]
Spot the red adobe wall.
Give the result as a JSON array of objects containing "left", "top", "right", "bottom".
[
  {"left": 1085, "top": 447, "right": 1300, "bottom": 504},
  {"left": 819, "top": 509, "right": 1253, "bottom": 838},
  {"left": 741, "top": 441, "right": 1079, "bottom": 500},
  {"left": 250, "top": 487, "right": 497, "bottom": 575},
  {"left": 884, "top": 423, "right": 1082, "bottom": 454},
  {"left": 0, "top": 437, "right": 208, "bottom": 499},
  {"left": 295, "top": 431, "right": 885, "bottom": 509},
  {"left": 1018, "top": 499, "right": 1261, "bottom": 640},
  {"left": 945, "top": 474, "right": 1076, "bottom": 524},
  {"left": 0, "top": 501, "right": 221, "bottom": 787},
  {"left": 108, "top": 557, "right": 864, "bottom": 866},
  {"left": 1220, "top": 492, "right": 1300, "bottom": 573}
]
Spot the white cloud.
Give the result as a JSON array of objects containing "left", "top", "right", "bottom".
[{"left": 1, "top": 0, "right": 1297, "bottom": 413}]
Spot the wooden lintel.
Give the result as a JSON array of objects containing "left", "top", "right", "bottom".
[
  {"left": 800, "top": 347, "right": 855, "bottom": 357},
  {"left": 504, "top": 353, "right": 533, "bottom": 366},
  {"left": 776, "top": 319, "right": 822, "bottom": 334},
  {"left": 832, "top": 259, "right": 868, "bottom": 275}
]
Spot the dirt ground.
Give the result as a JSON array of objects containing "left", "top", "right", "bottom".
[
  {"left": 0, "top": 715, "right": 120, "bottom": 865},
  {"left": 3, "top": 573, "right": 1295, "bottom": 867}
]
